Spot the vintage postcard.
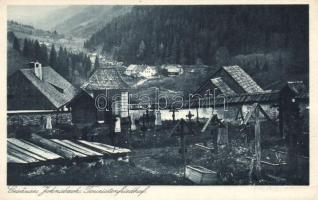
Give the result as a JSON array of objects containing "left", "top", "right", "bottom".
[{"left": 0, "top": 0, "right": 317, "bottom": 199}]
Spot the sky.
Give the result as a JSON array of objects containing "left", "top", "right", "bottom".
[{"left": 7, "top": 6, "right": 68, "bottom": 27}]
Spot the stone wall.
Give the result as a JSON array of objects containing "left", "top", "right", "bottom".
[{"left": 7, "top": 112, "right": 72, "bottom": 127}]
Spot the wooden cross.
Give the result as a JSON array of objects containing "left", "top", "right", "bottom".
[
  {"left": 170, "top": 118, "right": 196, "bottom": 178},
  {"left": 196, "top": 107, "right": 199, "bottom": 123},
  {"left": 169, "top": 108, "right": 179, "bottom": 122},
  {"left": 141, "top": 113, "right": 147, "bottom": 131},
  {"left": 186, "top": 111, "right": 194, "bottom": 122},
  {"left": 145, "top": 109, "right": 150, "bottom": 130}
]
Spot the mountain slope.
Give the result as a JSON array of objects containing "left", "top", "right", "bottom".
[
  {"left": 8, "top": 6, "right": 131, "bottom": 39},
  {"left": 52, "top": 6, "right": 132, "bottom": 38},
  {"left": 84, "top": 5, "right": 308, "bottom": 86}
]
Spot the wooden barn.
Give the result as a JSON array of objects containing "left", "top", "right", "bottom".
[
  {"left": 69, "top": 67, "right": 130, "bottom": 127},
  {"left": 195, "top": 65, "right": 264, "bottom": 96},
  {"left": 8, "top": 62, "right": 78, "bottom": 111}
]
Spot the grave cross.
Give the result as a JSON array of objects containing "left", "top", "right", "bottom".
[
  {"left": 170, "top": 118, "right": 195, "bottom": 178},
  {"left": 141, "top": 113, "right": 147, "bottom": 131},
  {"left": 169, "top": 108, "right": 179, "bottom": 122},
  {"left": 196, "top": 107, "right": 199, "bottom": 123},
  {"left": 186, "top": 111, "right": 194, "bottom": 122}
]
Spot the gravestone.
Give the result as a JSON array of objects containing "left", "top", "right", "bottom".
[
  {"left": 217, "top": 122, "right": 229, "bottom": 146},
  {"left": 45, "top": 115, "right": 52, "bottom": 130},
  {"left": 130, "top": 114, "right": 137, "bottom": 131},
  {"left": 115, "top": 117, "right": 121, "bottom": 133},
  {"left": 155, "top": 110, "right": 162, "bottom": 126}
]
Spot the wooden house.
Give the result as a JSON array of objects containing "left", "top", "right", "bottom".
[
  {"left": 161, "top": 64, "right": 184, "bottom": 76},
  {"left": 8, "top": 62, "right": 78, "bottom": 111},
  {"left": 125, "top": 64, "right": 157, "bottom": 78},
  {"left": 70, "top": 67, "right": 129, "bottom": 126}
]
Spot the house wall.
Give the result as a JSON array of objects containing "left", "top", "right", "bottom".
[
  {"left": 8, "top": 71, "right": 56, "bottom": 110},
  {"left": 71, "top": 89, "right": 128, "bottom": 126},
  {"left": 140, "top": 67, "right": 157, "bottom": 78},
  {"left": 71, "top": 93, "right": 97, "bottom": 125}
]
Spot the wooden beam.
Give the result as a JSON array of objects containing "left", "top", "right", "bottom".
[
  {"left": 51, "top": 139, "right": 102, "bottom": 157},
  {"left": 255, "top": 105, "right": 262, "bottom": 180},
  {"left": 30, "top": 134, "right": 85, "bottom": 159},
  {"left": 7, "top": 143, "right": 47, "bottom": 161},
  {"left": 8, "top": 138, "right": 61, "bottom": 160}
]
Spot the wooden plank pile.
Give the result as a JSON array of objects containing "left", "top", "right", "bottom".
[{"left": 7, "top": 134, "right": 131, "bottom": 166}]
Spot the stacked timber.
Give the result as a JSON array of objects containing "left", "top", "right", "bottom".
[{"left": 7, "top": 134, "right": 131, "bottom": 166}]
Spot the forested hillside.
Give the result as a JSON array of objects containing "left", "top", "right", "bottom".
[
  {"left": 84, "top": 5, "right": 308, "bottom": 86},
  {"left": 7, "top": 31, "right": 93, "bottom": 86}
]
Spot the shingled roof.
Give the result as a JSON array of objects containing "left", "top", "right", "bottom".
[
  {"left": 20, "top": 67, "right": 79, "bottom": 108},
  {"left": 211, "top": 77, "right": 236, "bottom": 96},
  {"left": 82, "top": 67, "right": 129, "bottom": 91},
  {"left": 223, "top": 65, "right": 264, "bottom": 93}
]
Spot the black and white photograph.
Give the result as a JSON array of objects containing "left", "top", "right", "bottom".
[{"left": 5, "top": 3, "right": 311, "bottom": 188}]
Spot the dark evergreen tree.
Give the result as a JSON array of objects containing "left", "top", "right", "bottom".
[
  {"left": 94, "top": 56, "right": 100, "bottom": 69},
  {"left": 84, "top": 56, "right": 92, "bottom": 78},
  {"left": 169, "top": 36, "right": 178, "bottom": 64},
  {"left": 215, "top": 46, "right": 230, "bottom": 67},
  {"left": 28, "top": 39, "right": 35, "bottom": 58},
  {"left": 137, "top": 40, "right": 146, "bottom": 59},
  {"left": 40, "top": 44, "right": 48, "bottom": 65},
  {"left": 34, "top": 40, "right": 41, "bottom": 61},
  {"left": 13, "top": 37, "right": 20, "bottom": 52},
  {"left": 49, "top": 45, "right": 57, "bottom": 68},
  {"left": 22, "top": 39, "right": 29, "bottom": 57},
  {"left": 7, "top": 31, "right": 16, "bottom": 43}
]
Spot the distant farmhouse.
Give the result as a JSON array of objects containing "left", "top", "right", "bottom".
[
  {"left": 8, "top": 62, "right": 78, "bottom": 111},
  {"left": 161, "top": 64, "right": 184, "bottom": 76},
  {"left": 125, "top": 64, "right": 157, "bottom": 78}
]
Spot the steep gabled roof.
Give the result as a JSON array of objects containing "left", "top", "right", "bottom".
[
  {"left": 195, "top": 65, "right": 264, "bottom": 95},
  {"left": 19, "top": 67, "right": 79, "bottom": 109},
  {"left": 82, "top": 67, "right": 129, "bottom": 90},
  {"left": 223, "top": 65, "right": 264, "bottom": 93},
  {"left": 211, "top": 77, "right": 236, "bottom": 96}
]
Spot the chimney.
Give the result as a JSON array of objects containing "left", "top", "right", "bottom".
[{"left": 30, "top": 61, "right": 42, "bottom": 80}]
